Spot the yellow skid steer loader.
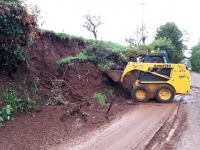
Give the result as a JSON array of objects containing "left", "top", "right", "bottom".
[{"left": 105, "top": 52, "right": 191, "bottom": 103}]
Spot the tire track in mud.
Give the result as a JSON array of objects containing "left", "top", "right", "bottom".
[
  {"left": 55, "top": 103, "right": 178, "bottom": 150},
  {"left": 175, "top": 86, "right": 200, "bottom": 150},
  {"left": 145, "top": 103, "right": 187, "bottom": 150}
]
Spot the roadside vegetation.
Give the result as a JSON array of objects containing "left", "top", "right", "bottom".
[
  {"left": 0, "top": 0, "right": 40, "bottom": 128},
  {"left": 92, "top": 93, "right": 106, "bottom": 108},
  {"left": 0, "top": 78, "right": 41, "bottom": 128},
  {"left": 190, "top": 42, "right": 200, "bottom": 73}
]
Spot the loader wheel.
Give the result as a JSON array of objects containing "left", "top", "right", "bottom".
[
  {"left": 131, "top": 85, "right": 150, "bottom": 102},
  {"left": 155, "top": 84, "right": 175, "bottom": 103}
]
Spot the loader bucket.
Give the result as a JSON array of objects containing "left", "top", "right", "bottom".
[{"left": 104, "top": 70, "right": 122, "bottom": 82}]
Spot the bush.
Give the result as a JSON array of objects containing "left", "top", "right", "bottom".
[
  {"left": 83, "top": 41, "right": 127, "bottom": 69},
  {"left": 92, "top": 93, "right": 106, "bottom": 107},
  {"left": 0, "top": 86, "right": 39, "bottom": 129},
  {"left": 2, "top": 88, "right": 21, "bottom": 113},
  {"left": 0, "top": 88, "right": 21, "bottom": 128},
  {"left": 190, "top": 43, "right": 200, "bottom": 72},
  {"left": 57, "top": 38, "right": 149, "bottom": 69},
  {"left": 0, "top": 1, "right": 37, "bottom": 74},
  {"left": 105, "top": 88, "right": 114, "bottom": 98}
]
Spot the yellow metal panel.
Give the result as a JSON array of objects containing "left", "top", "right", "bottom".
[{"left": 120, "top": 62, "right": 191, "bottom": 95}]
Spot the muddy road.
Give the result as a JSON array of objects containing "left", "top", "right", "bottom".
[
  {"left": 51, "top": 71, "right": 200, "bottom": 150},
  {"left": 175, "top": 72, "right": 200, "bottom": 150},
  {"left": 57, "top": 103, "right": 180, "bottom": 150}
]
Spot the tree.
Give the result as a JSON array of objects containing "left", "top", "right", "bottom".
[
  {"left": 2, "top": 0, "right": 20, "bottom": 4},
  {"left": 155, "top": 22, "right": 183, "bottom": 50},
  {"left": 149, "top": 37, "right": 184, "bottom": 63},
  {"left": 190, "top": 43, "right": 200, "bottom": 72},
  {"left": 125, "top": 25, "right": 148, "bottom": 47},
  {"left": 83, "top": 15, "right": 103, "bottom": 40},
  {"left": 155, "top": 22, "right": 184, "bottom": 63}
]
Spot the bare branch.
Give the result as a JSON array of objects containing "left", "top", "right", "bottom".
[
  {"left": 125, "top": 25, "right": 149, "bottom": 47},
  {"left": 83, "top": 14, "right": 103, "bottom": 40}
]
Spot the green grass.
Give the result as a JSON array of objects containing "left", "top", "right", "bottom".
[
  {"left": 58, "top": 53, "right": 95, "bottom": 65},
  {"left": 45, "top": 30, "right": 95, "bottom": 42},
  {"left": 92, "top": 93, "right": 106, "bottom": 107},
  {"left": 103, "top": 41, "right": 129, "bottom": 51},
  {"left": 44, "top": 30, "right": 129, "bottom": 51}
]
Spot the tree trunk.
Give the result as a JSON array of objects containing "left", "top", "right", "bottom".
[{"left": 93, "top": 31, "right": 97, "bottom": 40}]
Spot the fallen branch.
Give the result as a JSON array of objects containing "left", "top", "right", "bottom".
[{"left": 105, "top": 96, "right": 115, "bottom": 117}]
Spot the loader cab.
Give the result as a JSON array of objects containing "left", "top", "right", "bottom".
[
  {"left": 138, "top": 53, "right": 169, "bottom": 63},
  {"left": 138, "top": 53, "right": 171, "bottom": 81}
]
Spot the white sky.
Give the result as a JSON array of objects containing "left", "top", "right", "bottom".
[{"left": 27, "top": 0, "right": 200, "bottom": 49}]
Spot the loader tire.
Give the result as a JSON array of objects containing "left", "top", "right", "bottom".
[
  {"left": 155, "top": 84, "right": 175, "bottom": 103},
  {"left": 131, "top": 85, "right": 150, "bottom": 102}
]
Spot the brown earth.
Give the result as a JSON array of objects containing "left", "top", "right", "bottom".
[{"left": 0, "top": 32, "right": 134, "bottom": 150}]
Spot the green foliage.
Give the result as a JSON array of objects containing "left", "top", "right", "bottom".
[
  {"left": 30, "top": 81, "right": 38, "bottom": 94},
  {"left": 58, "top": 53, "right": 95, "bottom": 65},
  {"left": 155, "top": 22, "right": 183, "bottom": 50},
  {"left": 190, "top": 43, "right": 200, "bottom": 72},
  {"left": 0, "top": 105, "right": 13, "bottom": 120},
  {"left": 0, "top": 104, "right": 13, "bottom": 128},
  {"left": 83, "top": 41, "right": 127, "bottom": 69},
  {"left": 122, "top": 48, "right": 146, "bottom": 62},
  {"left": 1, "top": 88, "right": 21, "bottom": 113},
  {"left": 149, "top": 37, "right": 181, "bottom": 63},
  {"left": 92, "top": 93, "right": 106, "bottom": 107},
  {"left": 45, "top": 30, "right": 80, "bottom": 40},
  {"left": 58, "top": 41, "right": 128, "bottom": 69},
  {"left": 0, "top": 1, "right": 37, "bottom": 74},
  {"left": 3, "top": 0, "right": 20, "bottom": 4},
  {"left": 0, "top": 88, "right": 21, "bottom": 128},
  {"left": 136, "top": 45, "right": 154, "bottom": 52},
  {"left": 0, "top": 83, "right": 40, "bottom": 129},
  {"left": 105, "top": 88, "right": 114, "bottom": 98},
  {"left": 21, "top": 77, "right": 40, "bottom": 112},
  {"left": 0, "top": 115, "right": 3, "bottom": 128},
  {"left": 103, "top": 41, "right": 128, "bottom": 51},
  {"left": 45, "top": 30, "right": 97, "bottom": 46},
  {"left": 155, "top": 22, "right": 184, "bottom": 63},
  {"left": 18, "top": 90, "right": 38, "bottom": 113}
]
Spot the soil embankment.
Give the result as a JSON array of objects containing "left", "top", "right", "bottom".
[{"left": 0, "top": 32, "right": 133, "bottom": 150}]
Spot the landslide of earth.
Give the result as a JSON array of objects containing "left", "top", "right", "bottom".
[
  {"left": 0, "top": 31, "right": 134, "bottom": 150},
  {"left": 26, "top": 31, "right": 132, "bottom": 107}
]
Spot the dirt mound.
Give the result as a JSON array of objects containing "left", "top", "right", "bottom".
[
  {"left": 25, "top": 31, "right": 132, "bottom": 106},
  {"left": 0, "top": 32, "right": 133, "bottom": 150},
  {"left": 27, "top": 32, "right": 84, "bottom": 75}
]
